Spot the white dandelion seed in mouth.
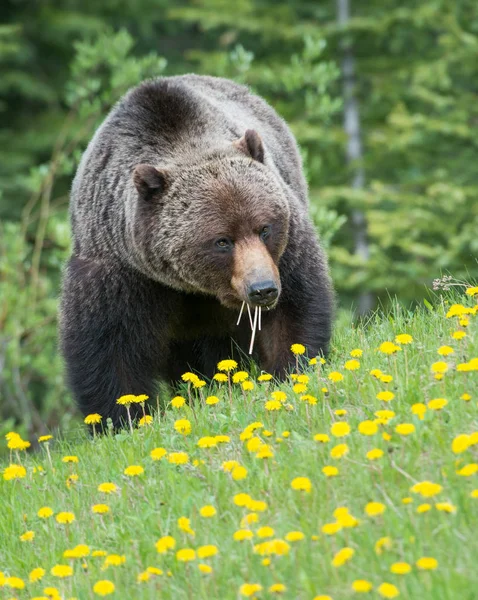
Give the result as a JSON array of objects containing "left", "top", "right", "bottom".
[{"left": 237, "top": 301, "right": 262, "bottom": 354}]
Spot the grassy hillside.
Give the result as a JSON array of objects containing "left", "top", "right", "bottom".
[{"left": 1, "top": 290, "right": 477, "bottom": 600}]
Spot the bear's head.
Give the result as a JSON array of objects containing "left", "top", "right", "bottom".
[{"left": 132, "top": 130, "right": 290, "bottom": 310}]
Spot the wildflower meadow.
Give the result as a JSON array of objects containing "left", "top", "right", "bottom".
[{"left": 1, "top": 288, "right": 477, "bottom": 600}]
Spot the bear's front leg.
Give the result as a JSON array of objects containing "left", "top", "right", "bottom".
[
  {"left": 59, "top": 257, "right": 169, "bottom": 427},
  {"left": 257, "top": 241, "right": 333, "bottom": 377}
]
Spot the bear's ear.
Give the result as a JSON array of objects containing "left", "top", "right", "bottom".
[
  {"left": 233, "top": 129, "right": 264, "bottom": 163},
  {"left": 133, "top": 164, "right": 168, "bottom": 201}
]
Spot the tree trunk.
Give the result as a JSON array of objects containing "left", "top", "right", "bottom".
[{"left": 337, "top": 0, "right": 373, "bottom": 314}]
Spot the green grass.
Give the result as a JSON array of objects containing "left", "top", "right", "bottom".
[{"left": 1, "top": 293, "right": 477, "bottom": 600}]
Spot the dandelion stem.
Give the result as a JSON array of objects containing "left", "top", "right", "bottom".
[
  {"left": 236, "top": 301, "right": 245, "bottom": 326},
  {"left": 249, "top": 307, "right": 258, "bottom": 355},
  {"left": 126, "top": 406, "right": 134, "bottom": 435}
]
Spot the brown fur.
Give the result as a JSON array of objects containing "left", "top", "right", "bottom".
[{"left": 60, "top": 75, "right": 334, "bottom": 426}]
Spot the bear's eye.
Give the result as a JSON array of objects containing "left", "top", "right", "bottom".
[
  {"left": 215, "top": 238, "right": 233, "bottom": 252},
  {"left": 260, "top": 225, "right": 271, "bottom": 241}
]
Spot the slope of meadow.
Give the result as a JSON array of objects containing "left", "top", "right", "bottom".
[{"left": 1, "top": 290, "right": 477, "bottom": 600}]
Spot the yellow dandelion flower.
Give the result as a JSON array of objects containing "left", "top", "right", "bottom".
[
  {"left": 395, "top": 423, "right": 415, "bottom": 436},
  {"left": 197, "top": 436, "right": 218, "bottom": 448},
  {"left": 291, "top": 476, "right": 312, "bottom": 492},
  {"left": 395, "top": 334, "right": 413, "bottom": 345},
  {"left": 38, "top": 434, "right": 53, "bottom": 442},
  {"left": 365, "top": 502, "right": 386, "bottom": 516},
  {"left": 452, "top": 330, "right": 466, "bottom": 340},
  {"left": 234, "top": 529, "right": 254, "bottom": 541},
  {"left": 150, "top": 447, "right": 167, "bottom": 460},
  {"left": 314, "top": 433, "right": 330, "bottom": 443},
  {"left": 62, "top": 455, "right": 78, "bottom": 463},
  {"left": 174, "top": 418, "right": 192, "bottom": 435},
  {"left": 380, "top": 374, "right": 393, "bottom": 383},
  {"left": 92, "top": 504, "right": 110, "bottom": 514},
  {"left": 402, "top": 497, "right": 413, "bottom": 504},
  {"left": 197, "top": 544, "right": 218, "bottom": 558},
  {"left": 37, "top": 506, "right": 53, "bottom": 518},
  {"left": 322, "top": 465, "right": 339, "bottom": 477},
  {"left": 285, "top": 531, "right": 305, "bottom": 542},
  {"left": 116, "top": 394, "right": 135, "bottom": 405},
  {"left": 124, "top": 465, "right": 144, "bottom": 476},
  {"left": 411, "top": 403, "right": 427, "bottom": 419},
  {"left": 350, "top": 348, "right": 363, "bottom": 357},
  {"left": 456, "top": 463, "right": 478, "bottom": 476},
  {"left": 378, "top": 341, "right": 400, "bottom": 354},
  {"left": 291, "top": 343, "right": 306, "bottom": 355},
  {"left": 332, "top": 547, "right": 355, "bottom": 567},
  {"left": 269, "top": 583, "right": 286, "bottom": 593},
  {"left": 470, "top": 489, "right": 478, "bottom": 498},
  {"left": 461, "top": 393, "right": 471, "bottom": 401},
  {"left": 103, "top": 554, "right": 126, "bottom": 568},
  {"left": 56, "top": 512, "right": 75, "bottom": 524},
  {"left": 93, "top": 580, "right": 115, "bottom": 596},
  {"left": 375, "top": 536, "right": 392, "bottom": 554},
  {"left": 170, "top": 396, "right": 186, "bottom": 408},
  {"left": 51, "top": 565, "right": 73, "bottom": 578},
  {"left": 233, "top": 492, "right": 252, "bottom": 506},
  {"left": 232, "top": 465, "right": 248, "bottom": 480},
  {"left": 358, "top": 420, "right": 378, "bottom": 436},
  {"left": 242, "top": 381, "right": 254, "bottom": 391},
  {"left": 416, "top": 503, "right": 431, "bottom": 513},
  {"left": 330, "top": 443, "right": 349, "bottom": 459},
  {"left": 437, "top": 345, "right": 454, "bottom": 356},
  {"left": 435, "top": 502, "right": 456, "bottom": 513},
  {"left": 257, "top": 526, "right": 275, "bottom": 538},
  {"left": 378, "top": 582, "right": 400, "bottom": 598},
  {"left": 247, "top": 499, "right": 268, "bottom": 512},
  {"left": 155, "top": 535, "right": 176, "bottom": 553},
  {"left": 370, "top": 368, "right": 383, "bottom": 378},
  {"left": 410, "top": 481, "right": 442, "bottom": 497},
  {"left": 427, "top": 398, "right": 448, "bottom": 410},
  {"left": 98, "top": 482, "right": 117, "bottom": 494},
  {"left": 352, "top": 579, "right": 373, "bottom": 592},
  {"left": 213, "top": 372, "right": 228, "bottom": 382},
  {"left": 199, "top": 505, "right": 216, "bottom": 518},
  {"left": 178, "top": 516, "right": 195, "bottom": 536},
  {"left": 4, "top": 576, "right": 25, "bottom": 589},
  {"left": 139, "top": 415, "right": 153, "bottom": 426},
  {"left": 232, "top": 371, "right": 249, "bottom": 383},
  {"left": 431, "top": 361, "right": 448, "bottom": 374},
  {"left": 20, "top": 530, "right": 35, "bottom": 542},
  {"left": 328, "top": 371, "right": 344, "bottom": 382},
  {"left": 376, "top": 391, "right": 395, "bottom": 402},
  {"left": 258, "top": 373, "right": 273, "bottom": 382},
  {"left": 240, "top": 583, "right": 263, "bottom": 597},
  {"left": 265, "top": 399, "right": 282, "bottom": 411},
  {"left": 168, "top": 451, "right": 189, "bottom": 465},
  {"left": 465, "top": 286, "right": 478, "bottom": 296},
  {"left": 330, "top": 422, "right": 351, "bottom": 437},
  {"left": 29, "top": 567, "right": 46, "bottom": 583},
  {"left": 416, "top": 557, "right": 438, "bottom": 570},
  {"left": 84, "top": 413, "right": 102, "bottom": 424},
  {"left": 176, "top": 548, "right": 196, "bottom": 562},
  {"left": 344, "top": 359, "right": 360, "bottom": 371},
  {"left": 322, "top": 522, "right": 342, "bottom": 535},
  {"left": 367, "top": 448, "right": 384, "bottom": 460},
  {"left": 181, "top": 372, "right": 199, "bottom": 383},
  {"left": 198, "top": 563, "right": 213, "bottom": 574},
  {"left": 217, "top": 359, "right": 237, "bottom": 372}
]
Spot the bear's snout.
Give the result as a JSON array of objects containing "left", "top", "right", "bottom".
[
  {"left": 247, "top": 280, "right": 279, "bottom": 307},
  {"left": 231, "top": 238, "right": 281, "bottom": 309}
]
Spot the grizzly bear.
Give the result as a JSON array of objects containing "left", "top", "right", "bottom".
[{"left": 60, "top": 75, "right": 333, "bottom": 426}]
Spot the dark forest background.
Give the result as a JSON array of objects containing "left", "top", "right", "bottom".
[{"left": 1, "top": 0, "right": 477, "bottom": 438}]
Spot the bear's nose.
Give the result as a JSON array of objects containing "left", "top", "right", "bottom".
[{"left": 247, "top": 281, "right": 279, "bottom": 306}]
